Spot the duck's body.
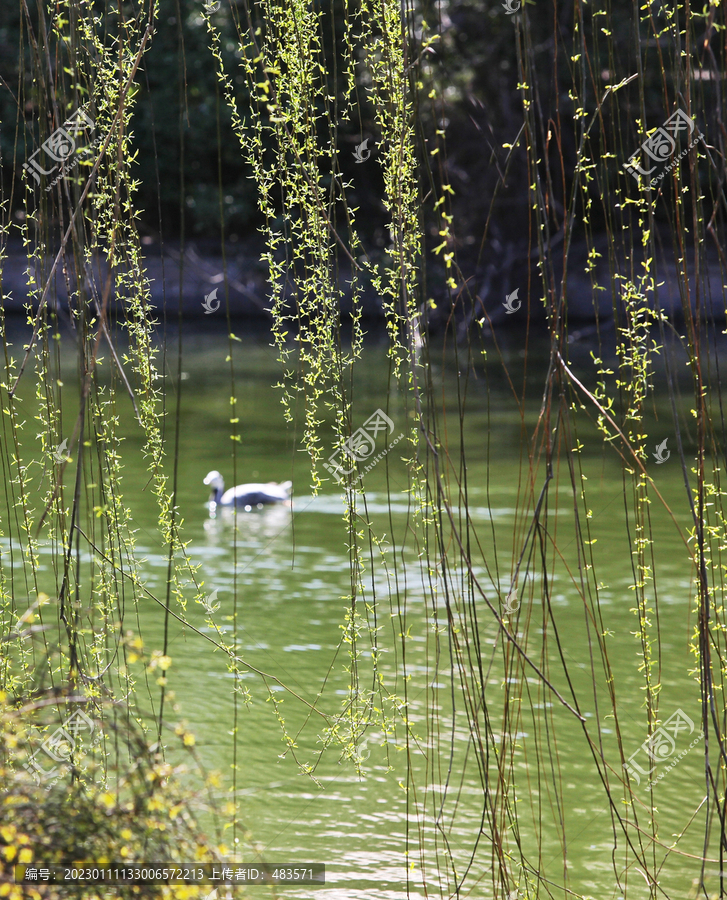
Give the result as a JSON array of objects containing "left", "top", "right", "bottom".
[{"left": 204, "top": 471, "right": 292, "bottom": 511}]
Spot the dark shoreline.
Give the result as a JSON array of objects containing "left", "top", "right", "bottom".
[{"left": 1, "top": 235, "right": 725, "bottom": 327}]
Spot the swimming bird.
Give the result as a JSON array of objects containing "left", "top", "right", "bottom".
[{"left": 203, "top": 470, "right": 292, "bottom": 512}]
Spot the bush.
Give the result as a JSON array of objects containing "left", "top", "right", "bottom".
[{"left": 0, "top": 692, "right": 247, "bottom": 900}]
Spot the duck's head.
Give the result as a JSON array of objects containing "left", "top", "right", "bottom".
[{"left": 203, "top": 470, "right": 225, "bottom": 494}]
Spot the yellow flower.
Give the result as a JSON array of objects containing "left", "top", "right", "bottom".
[
  {"left": 18, "top": 848, "right": 32, "bottom": 864},
  {"left": 182, "top": 733, "right": 195, "bottom": 747},
  {"left": 120, "top": 829, "right": 133, "bottom": 841},
  {"left": 2, "top": 845, "right": 17, "bottom": 861},
  {"left": 0, "top": 825, "right": 16, "bottom": 842},
  {"left": 150, "top": 652, "right": 172, "bottom": 671}
]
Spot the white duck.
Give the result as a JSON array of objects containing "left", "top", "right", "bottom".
[{"left": 203, "top": 470, "right": 292, "bottom": 512}]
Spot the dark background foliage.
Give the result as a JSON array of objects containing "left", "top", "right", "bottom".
[{"left": 1, "top": 0, "right": 723, "bottom": 319}]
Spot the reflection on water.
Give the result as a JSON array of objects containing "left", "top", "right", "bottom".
[{"left": 203, "top": 503, "right": 293, "bottom": 544}]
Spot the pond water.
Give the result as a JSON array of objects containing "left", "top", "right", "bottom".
[{"left": 4, "top": 322, "right": 716, "bottom": 899}]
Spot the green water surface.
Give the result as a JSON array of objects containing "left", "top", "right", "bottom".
[{"left": 3, "top": 323, "right": 718, "bottom": 900}]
